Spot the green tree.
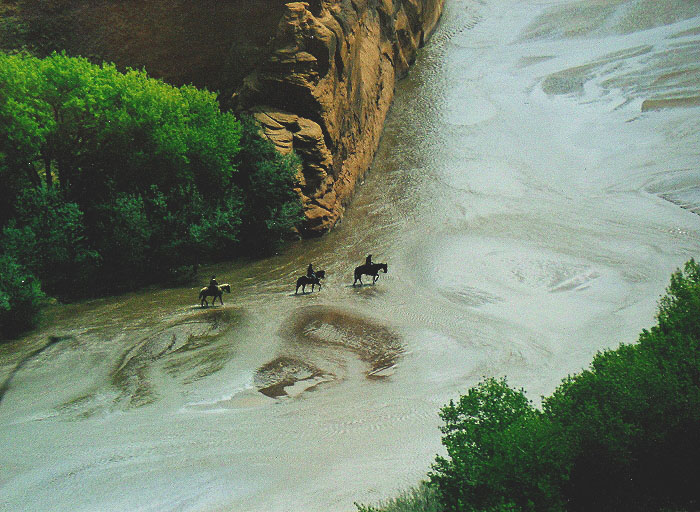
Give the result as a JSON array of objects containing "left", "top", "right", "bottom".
[
  {"left": 235, "top": 115, "right": 303, "bottom": 252},
  {"left": 0, "top": 50, "right": 304, "bottom": 319},
  {"left": 0, "top": 254, "right": 44, "bottom": 338},
  {"left": 0, "top": 187, "right": 98, "bottom": 297},
  {"left": 430, "top": 378, "right": 547, "bottom": 512},
  {"left": 144, "top": 185, "right": 244, "bottom": 276},
  {"left": 0, "top": 51, "right": 50, "bottom": 223},
  {"left": 0, "top": 51, "right": 243, "bottom": 204},
  {"left": 90, "top": 192, "right": 153, "bottom": 288},
  {"left": 543, "top": 259, "right": 700, "bottom": 511}
]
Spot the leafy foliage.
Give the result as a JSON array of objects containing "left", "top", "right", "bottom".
[
  {"left": 542, "top": 259, "right": 700, "bottom": 511},
  {"left": 355, "top": 482, "right": 442, "bottom": 512},
  {"left": 1, "top": 187, "right": 98, "bottom": 296},
  {"left": 0, "top": 254, "right": 44, "bottom": 338},
  {"left": 429, "top": 260, "right": 700, "bottom": 512},
  {"left": 234, "top": 115, "right": 304, "bottom": 251},
  {"left": 430, "top": 378, "right": 563, "bottom": 512},
  {"left": 0, "top": 51, "right": 302, "bottom": 336}
]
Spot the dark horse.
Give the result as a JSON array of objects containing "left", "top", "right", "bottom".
[
  {"left": 295, "top": 270, "right": 325, "bottom": 294},
  {"left": 199, "top": 283, "right": 231, "bottom": 306},
  {"left": 353, "top": 262, "right": 387, "bottom": 286}
]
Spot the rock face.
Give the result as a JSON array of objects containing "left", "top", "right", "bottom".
[
  {"left": 5, "top": 0, "right": 443, "bottom": 236},
  {"left": 6, "top": 0, "right": 291, "bottom": 98},
  {"left": 231, "top": 0, "right": 444, "bottom": 235}
]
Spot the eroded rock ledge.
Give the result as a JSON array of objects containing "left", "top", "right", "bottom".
[{"left": 231, "top": 0, "right": 444, "bottom": 235}]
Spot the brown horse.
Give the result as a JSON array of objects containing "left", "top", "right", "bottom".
[
  {"left": 295, "top": 270, "right": 325, "bottom": 294},
  {"left": 353, "top": 262, "right": 387, "bottom": 286},
  {"left": 199, "top": 283, "right": 231, "bottom": 306}
]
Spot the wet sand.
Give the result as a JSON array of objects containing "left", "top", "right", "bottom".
[{"left": 2, "top": 0, "right": 700, "bottom": 510}]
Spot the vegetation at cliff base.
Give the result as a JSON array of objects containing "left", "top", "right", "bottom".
[
  {"left": 0, "top": 51, "right": 302, "bottom": 337},
  {"left": 358, "top": 259, "right": 700, "bottom": 512}
]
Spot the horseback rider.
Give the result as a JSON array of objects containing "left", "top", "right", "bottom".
[
  {"left": 365, "top": 254, "right": 373, "bottom": 266},
  {"left": 208, "top": 275, "right": 219, "bottom": 293},
  {"left": 307, "top": 264, "right": 316, "bottom": 280}
]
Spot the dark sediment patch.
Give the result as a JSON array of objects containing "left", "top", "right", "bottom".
[
  {"left": 254, "top": 356, "right": 329, "bottom": 398},
  {"left": 660, "top": 189, "right": 700, "bottom": 216},
  {"left": 282, "top": 306, "right": 403, "bottom": 377},
  {"left": 253, "top": 306, "right": 403, "bottom": 398},
  {"left": 110, "top": 308, "right": 240, "bottom": 408},
  {"left": 642, "top": 96, "right": 700, "bottom": 111}
]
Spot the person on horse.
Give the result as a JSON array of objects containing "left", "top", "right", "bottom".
[
  {"left": 208, "top": 275, "right": 219, "bottom": 293},
  {"left": 307, "top": 264, "right": 316, "bottom": 280},
  {"left": 365, "top": 254, "right": 373, "bottom": 266}
]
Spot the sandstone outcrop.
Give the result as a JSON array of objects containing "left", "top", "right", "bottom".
[
  {"left": 5, "top": 0, "right": 443, "bottom": 236},
  {"left": 231, "top": 0, "right": 444, "bottom": 235}
]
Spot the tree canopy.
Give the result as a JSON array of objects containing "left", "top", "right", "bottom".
[{"left": 0, "top": 51, "right": 302, "bottom": 337}]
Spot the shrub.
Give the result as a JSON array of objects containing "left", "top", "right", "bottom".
[
  {"left": 429, "top": 378, "right": 564, "bottom": 512},
  {"left": 1, "top": 187, "right": 98, "bottom": 297},
  {"left": 355, "top": 482, "right": 442, "bottom": 512},
  {"left": 234, "top": 115, "right": 303, "bottom": 252},
  {"left": 0, "top": 254, "right": 44, "bottom": 338}
]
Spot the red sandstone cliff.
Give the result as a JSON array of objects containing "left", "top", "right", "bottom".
[
  {"left": 231, "top": 0, "right": 444, "bottom": 235},
  {"left": 4, "top": 0, "right": 443, "bottom": 235}
]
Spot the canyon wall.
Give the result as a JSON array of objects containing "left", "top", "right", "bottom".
[
  {"left": 231, "top": 0, "right": 445, "bottom": 235},
  {"left": 4, "top": 0, "right": 444, "bottom": 235},
  {"left": 3, "top": 0, "right": 290, "bottom": 98}
]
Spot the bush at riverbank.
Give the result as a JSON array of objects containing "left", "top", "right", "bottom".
[
  {"left": 355, "top": 482, "right": 441, "bottom": 512},
  {"left": 0, "top": 51, "right": 302, "bottom": 338},
  {"left": 358, "top": 260, "right": 700, "bottom": 512}
]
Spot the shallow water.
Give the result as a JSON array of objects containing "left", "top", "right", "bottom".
[{"left": 2, "top": 0, "right": 700, "bottom": 510}]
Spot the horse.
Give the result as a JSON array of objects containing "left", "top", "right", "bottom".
[
  {"left": 353, "top": 262, "right": 387, "bottom": 286},
  {"left": 295, "top": 270, "right": 325, "bottom": 294},
  {"left": 199, "top": 283, "right": 231, "bottom": 307}
]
